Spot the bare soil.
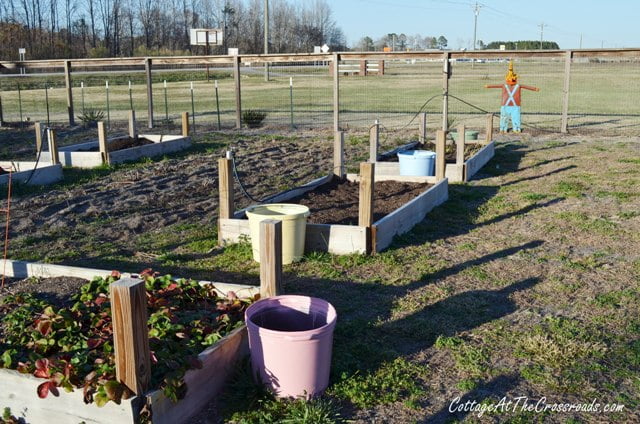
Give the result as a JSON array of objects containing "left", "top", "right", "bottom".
[
  {"left": 289, "top": 179, "right": 431, "bottom": 225},
  {"left": 87, "top": 136, "right": 155, "bottom": 152},
  {"left": 0, "top": 276, "right": 88, "bottom": 309}
]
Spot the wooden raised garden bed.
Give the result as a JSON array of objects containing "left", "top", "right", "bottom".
[
  {"left": 217, "top": 132, "right": 449, "bottom": 255},
  {"left": 0, "top": 161, "right": 63, "bottom": 185},
  {"left": 374, "top": 113, "right": 496, "bottom": 183},
  {"left": 40, "top": 112, "right": 192, "bottom": 168},
  {"left": 0, "top": 230, "right": 283, "bottom": 424}
]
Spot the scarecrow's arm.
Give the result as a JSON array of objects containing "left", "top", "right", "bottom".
[
  {"left": 520, "top": 84, "right": 540, "bottom": 92},
  {"left": 484, "top": 84, "right": 503, "bottom": 89}
]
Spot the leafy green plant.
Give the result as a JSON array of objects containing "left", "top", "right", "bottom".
[
  {"left": 0, "top": 270, "right": 257, "bottom": 407},
  {"left": 242, "top": 110, "right": 267, "bottom": 128},
  {"left": 77, "top": 108, "right": 106, "bottom": 127}
]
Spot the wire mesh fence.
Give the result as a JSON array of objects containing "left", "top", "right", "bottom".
[{"left": 0, "top": 51, "right": 639, "bottom": 138}]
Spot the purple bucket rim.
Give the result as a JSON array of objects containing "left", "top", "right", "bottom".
[{"left": 245, "top": 295, "right": 337, "bottom": 338}]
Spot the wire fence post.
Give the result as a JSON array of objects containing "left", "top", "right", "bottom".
[
  {"left": 80, "top": 81, "right": 86, "bottom": 117},
  {"left": 44, "top": 84, "right": 51, "bottom": 126},
  {"left": 0, "top": 90, "right": 4, "bottom": 127},
  {"left": 105, "top": 80, "right": 111, "bottom": 129},
  {"left": 289, "top": 77, "right": 294, "bottom": 129},
  {"left": 128, "top": 80, "right": 134, "bottom": 111},
  {"left": 64, "top": 60, "right": 75, "bottom": 126},
  {"left": 18, "top": 84, "right": 23, "bottom": 123},
  {"left": 163, "top": 80, "right": 168, "bottom": 123},
  {"left": 214, "top": 80, "right": 221, "bottom": 130},
  {"left": 190, "top": 82, "right": 196, "bottom": 133},
  {"left": 145, "top": 57, "right": 154, "bottom": 129}
]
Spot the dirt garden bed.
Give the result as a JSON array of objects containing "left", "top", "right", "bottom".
[{"left": 86, "top": 136, "right": 155, "bottom": 152}]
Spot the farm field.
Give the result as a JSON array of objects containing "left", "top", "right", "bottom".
[{"left": 0, "top": 122, "right": 639, "bottom": 422}]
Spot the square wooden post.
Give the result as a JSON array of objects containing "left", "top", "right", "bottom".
[
  {"left": 217, "top": 157, "right": 234, "bottom": 246},
  {"left": 334, "top": 131, "right": 345, "bottom": 180},
  {"left": 377, "top": 60, "right": 385, "bottom": 76},
  {"left": 98, "top": 121, "right": 110, "bottom": 165},
  {"left": 233, "top": 55, "right": 242, "bottom": 129},
  {"left": 110, "top": 277, "right": 151, "bottom": 395},
  {"left": 259, "top": 219, "right": 283, "bottom": 299},
  {"left": 46, "top": 128, "right": 59, "bottom": 165},
  {"left": 456, "top": 124, "right": 466, "bottom": 181},
  {"left": 359, "top": 60, "right": 367, "bottom": 76},
  {"left": 34, "top": 122, "right": 43, "bottom": 152},
  {"left": 369, "top": 120, "right": 379, "bottom": 162},
  {"left": 64, "top": 60, "right": 75, "bottom": 126},
  {"left": 128, "top": 110, "right": 138, "bottom": 141},
  {"left": 181, "top": 112, "right": 190, "bottom": 137},
  {"left": 144, "top": 58, "right": 154, "bottom": 129},
  {"left": 358, "top": 162, "right": 375, "bottom": 254},
  {"left": 435, "top": 130, "right": 446, "bottom": 181},
  {"left": 419, "top": 112, "right": 427, "bottom": 144},
  {"left": 485, "top": 113, "right": 494, "bottom": 144}
]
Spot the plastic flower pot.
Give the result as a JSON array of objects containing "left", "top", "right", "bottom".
[
  {"left": 246, "top": 203, "right": 310, "bottom": 264},
  {"left": 450, "top": 130, "right": 479, "bottom": 142},
  {"left": 397, "top": 150, "right": 436, "bottom": 176},
  {"left": 245, "top": 295, "right": 337, "bottom": 399}
]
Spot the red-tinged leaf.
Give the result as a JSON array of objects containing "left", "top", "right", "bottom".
[
  {"left": 139, "top": 268, "right": 154, "bottom": 278},
  {"left": 110, "top": 270, "right": 122, "bottom": 279},
  {"left": 36, "top": 320, "right": 52, "bottom": 336},
  {"left": 85, "top": 370, "right": 97, "bottom": 382},
  {"left": 83, "top": 384, "right": 96, "bottom": 404},
  {"left": 17, "top": 362, "right": 29, "bottom": 373},
  {"left": 94, "top": 358, "right": 105, "bottom": 365},
  {"left": 87, "top": 338, "right": 104, "bottom": 349},
  {"left": 34, "top": 359, "right": 50, "bottom": 378},
  {"left": 166, "top": 282, "right": 178, "bottom": 291},
  {"left": 52, "top": 372, "right": 64, "bottom": 385},
  {"left": 150, "top": 351, "right": 158, "bottom": 364},
  {"left": 49, "top": 383, "right": 60, "bottom": 397},
  {"left": 227, "top": 291, "right": 238, "bottom": 300},
  {"left": 95, "top": 295, "right": 108, "bottom": 306},
  {"left": 34, "top": 368, "right": 49, "bottom": 378},
  {"left": 37, "top": 381, "right": 50, "bottom": 398}
]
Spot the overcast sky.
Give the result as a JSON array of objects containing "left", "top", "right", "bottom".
[{"left": 326, "top": 0, "right": 637, "bottom": 49}]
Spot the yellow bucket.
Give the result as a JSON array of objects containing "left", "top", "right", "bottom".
[{"left": 246, "top": 203, "right": 310, "bottom": 264}]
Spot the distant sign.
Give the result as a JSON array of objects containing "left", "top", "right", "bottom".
[
  {"left": 228, "top": 48, "right": 239, "bottom": 56},
  {"left": 499, "top": 44, "right": 506, "bottom": 51},
  {"left": 313, "top": 46, "right": 322, "bottom": 54},
  {"left": 321, "top": 44, "right": 330, "bottom": 53},
  {"left": 190, "top": 28, "right": 223, "bottom": 46},
  {"left": 18, "top": 48, "right": 26, "bottom": 54}
]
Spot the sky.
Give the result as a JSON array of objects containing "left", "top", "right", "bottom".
[{"left": 327, "top": 0, "right": 639, "bottom": 50}]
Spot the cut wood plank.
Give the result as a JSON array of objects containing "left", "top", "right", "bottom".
[
  {"left": 334, "top": 131, "right": 345, "bottom": 179},
  {"left": 435, "top": 130, "right": 446, "bottom": 181},
  {"left": 259, "top": 220, "right": 283, "bottom": 298},
  {"left": 98, "top": 121, "right": 110, "bottom": 165}
]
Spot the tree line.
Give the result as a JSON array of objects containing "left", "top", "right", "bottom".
[{"left": 0, "top": 0, "right": 347, "bottom": 60}]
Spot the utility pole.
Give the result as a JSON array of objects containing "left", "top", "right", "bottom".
[
  {"left": 472, "top": 2, "right": 481, "bottom": 50},
  {"left": 538, "top": 22, "right": 546, "bottom": 50},
  {"left": 579, "top": 34, "right": 583, "bottom": 49},
  {"left": 264, "top": 0, "right": 269, "bottom": 81}
]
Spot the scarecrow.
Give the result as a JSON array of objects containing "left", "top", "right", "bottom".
[{"left": 485, "top": 61, "right": 539, "bottom": 133}]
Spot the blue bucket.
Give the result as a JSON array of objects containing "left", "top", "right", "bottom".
[{"left": 397, "top": 150, "right": 436, "bottom": 176}]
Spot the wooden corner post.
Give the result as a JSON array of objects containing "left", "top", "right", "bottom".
[
  {"left": 369, "top": 120, "right": 379, "bottom": 163},
  {"left": 435, "top": 130, "right": 446, "bottom": 181},
  {"left": 217, "top": 157, "right": 234, "bottom": 246},
  {"left": 128, "top": 110, "right": 138, "bottom": 141},
  {"left": 46, "top": 128, "right": 59, "bottom": 165},
  {"left": 358, "top": 162, "right": 375, "bottom": 254},
  {"left": 259, "top": 219, "right": 283, "bottom": 299},
  {"left": 34, "top": 122, "right": 43, "bottom": 152},
  {"left": 97, "top": 121, "right": 110, "bottom": 165},
  {"left": 181, "top": 112, "right": 190, "bottom": 137},
  {"left": 456, "top": 124, "right": 465, "bottom": 179},
  {"left": 419, "top": 112, "right": 427, "bottom": 143},
  {"left": 233, "top": 55, "right": 242, "bottom": 129},
  {"left": 110, "top": 278, "right": 151, "bottom": 395},
  {"left": 334, "top": 131, "right": 345, "bottom": 180},
  {"left": 561, "top": 50, "right": 573, "bottom": 134},
  {"left": 485, "top": 113, "right": 494, "bottom": 144},
  {"left": 64, "top": 60, "right": 75, "bottom": 126},
  {"left": 144, "top": 57, "right": 153, "bottom": 129}
]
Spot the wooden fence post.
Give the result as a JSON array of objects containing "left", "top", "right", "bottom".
[
  {"left": 34, "top": 122, "right": 43, "bottom": 152},
  {"left": 485, "top": 113, "right": 494, "bottom": 144},
  {"left": 0, "top": 93, "right": 4, "bottom": 126},
  {"left": 435, "top": 130, "right": 446, "bottom": 181},
  {"left": 377, "top": 60, "right": 385, "bottom": 76},
  {"left": 419, "top": 112, "right": 427, "bottom": 143},
  {"left": 259, "top": 219, "right": 282, "bottom": 299},
  {"left": 369, "top": 120, "right": 379, "bottom": 163},
  {"left": 332, "top": 53, "right": 340, "bottom": 132},
  {"left": 358, "top": 162, "right": 375, "bottom": 254},
  {"left": 442, "top": 51, "right": 450, "bottom": 131},
  {"left": 128, "top": 110, "right": 138, "bottom": 141},
  {"left": 46, "top": 128, "right": 59, "bottom": 165},
  {"left": 181, "top": 112, "right": 190, "bottom": 137},
  {"left": 98, "top": 121, "right": 110, "bottom": 165},
  {"left": 334, "top": 131, "right": 345, "bottom": 179},
  {"left": 217, "top": 157, "right": 234, "bottom": 246},
  {"left": 110, "top": 277, "right": 151, "bottom": 395},
  {"left": 145, "top": 58, "right": 154, "bottom": 129},
  {"left": 561, "top": 50, "right": 573, "bottom": 134},
  {"left": 233, "top": 55, "right": 242, "bottom": 129},
  {"left": 359, "top": 60, "right": 367, "bottom": 76},
  {"left": 456, "top": 124, "right": 466, "bottom": 181},
  {"left": 64, "top": 60, "right": 75, "bottom": 126}
]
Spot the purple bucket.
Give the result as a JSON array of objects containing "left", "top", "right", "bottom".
[{"left": 245, "top": 295, "right": 337, "bottom": 398}]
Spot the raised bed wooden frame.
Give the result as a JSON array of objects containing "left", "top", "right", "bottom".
[
  {"left": 39, "top": 112, "right": 192, "bottom": 168},
  {"left": 373, "top": 113, "right": 496, "bottom": 183},
  {"left": 217, "top": 132, "right": 449, "bottom": 255},
  {"left": 0, "top": 222, "right": 282, "bottom": 424}
]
